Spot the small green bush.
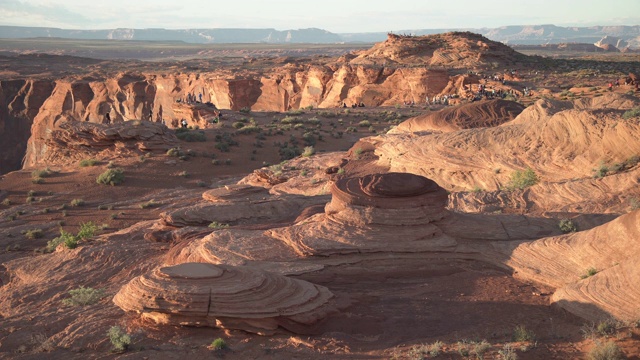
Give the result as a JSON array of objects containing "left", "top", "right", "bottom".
[
  {"left": 512, "top": 325, "right": 536, "bottom": 342},
  {"left": 559, "top": 219, "right": 578, "bottom": 233},
  {"left": 22, "top": 229, "right": 44, "bottom": 239},
  {"left": 46, "top": 229, "right": 75, "bottom": 252},
  {"left": 236, "top": 125, "right": 262, "bottom": 134},
  {"left": 166, "top": 147, "right": 183, "bottom": 157},
  {"left": 1, "top": 198, "right": 11, "bottom": 206},
  {"left": 77, "top": 221, "right": 98, "bottom": 240},
  {"left": 79, "top": 159, "right": 98, "bottom": 167},
  {"left": 239, "top": 106, "right": 251, "bottom": 113},
  {"left": 208, "top": 222, "right": 229, "bottom": 229},
  {"left": 507, "top": 168, "right": 539, "bottom": 190},
  {"left": 210, "top": 338, "right": 227, "bottom": 350},
  {"left": 581, "top": 267, "right": 598, "bottom": 279},
  {"left": 70, "top": 198, "right": 85, "bottom": 207},
  {"left": 139, "top": 199, "right": 158, "bottom": 209},
  {"left": 108, "top": 326, "right": 131, "bottom": 353},
  {"left": 587, "top": 341, "right": 624, "bottom": 360},
  {"left": 62, "top": 286, "right": 105, "bottom": 306},
  {"left": 31, "top": 168, "right": 52, "bottom": 179},
  {"left": 302, "top": 146, "right": 315, "bottom": 157},
  {"left": 358, "top": 120, "right": 371, "bottom": 127},
  {"left": 622, "top": 107, "right": 640, "bottom": 120},
  {"left": 96, "top": 168, "right": 125, "bottom": 186},
  {"left": 176, "top": 129, "right": 206, "bottom": 142},
  {"left": 498, "top": 343, "right": 517, "bottom": 360}
]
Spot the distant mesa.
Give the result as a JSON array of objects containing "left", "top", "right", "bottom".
[
  {"left": 113, "top": 262, "right": 336, "bottom": 335},
  {"left": 350, "top": 31, "right": 528, "bottom": 67}
]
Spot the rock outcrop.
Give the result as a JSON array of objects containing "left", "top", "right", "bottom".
[
  {"left": 369, "top": 94, "right": 640, "bottom": 213},
  {"left": 25, "top": 119, "right": 178, "bottom": 167},
  {"left": 390, "top": 99, "right": 525, "bottom": 134},
  {"left": 113, "top": 262, "right": 336, "bottom": 335},
  {"left": 505, "top": 210, "right": 640, "bottom": 322}
]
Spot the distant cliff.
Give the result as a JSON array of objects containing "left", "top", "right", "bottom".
[{"left": 1, "top": 25, "right": 639, "bottom": 48}]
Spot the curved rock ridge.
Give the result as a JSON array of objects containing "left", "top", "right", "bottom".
[
  {"left": 26, "top": 119, "right": 178, "bottom": 166},
  {"left": 370, "top": 93, "right": 640, "bottom": 195},
  {"left": 390, "top": 99, "right": 525, "bottom": 134},
  {"left": 161, "top": 184, "right": 329, "bottom": 227},
  {"left": 113, "top": 262, "right": 336, "bottom": 335},
  {"left": 326, "top": 173, "right": 449, "bottom": 226},
  {"left": 505, "top": 210, "right": 640, "bottom": 321}
]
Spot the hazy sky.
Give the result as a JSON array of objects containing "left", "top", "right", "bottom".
[{"left": 0, "top": 0, "right": 639, "bottom": 32}]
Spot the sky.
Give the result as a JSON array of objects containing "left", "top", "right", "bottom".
[{"left": 0, "top": 0, "right": 639, "bottom": 33}]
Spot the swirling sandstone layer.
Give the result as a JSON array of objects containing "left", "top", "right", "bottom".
[
  {"left": 506, "top": 210, "right": 640, "bottom": 321},
  {"left": 113, "top": 262, "right": 335, "bottom": 335}
]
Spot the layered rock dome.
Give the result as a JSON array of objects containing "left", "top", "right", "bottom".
[{"left": 113, "top": 262, "right": 336, "bottom": 335}]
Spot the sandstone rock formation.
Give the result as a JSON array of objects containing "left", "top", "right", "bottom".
[
  {"left": 390, "top": 99, "right": 525, "bottom": 134},
  {"left": 504, "top": 210, "right": 640, "bottom": 322},
  {"left": 25, "top": 119, "right": 178, "bottom": 167},
  {"left": 351, "top": 32, "right": 528, "bottom": 67},
  {"left": 369, "top": 94, "right": 640, "bottom": 213},
  {"left": 113, "top": 262, "right": 336, "bottom": 335}
]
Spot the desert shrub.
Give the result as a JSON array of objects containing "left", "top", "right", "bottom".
[
  {"left": 208, "top": 222, "right": 229, "bottom": 229},
  {"left": 427, "top": 340, "right": 443, "bottom": 356},
  {"left": 139, "top": 199, "right": 158, "bottom": 209},
  {"left": 507, "top": 168, "right": 538, "bottom": 190},
  {"left": 31, "top": 168, "right": 52, "bottom": 179},
  {"left": 236, "top": 125, "right": 261, "bottom": 134},
  {"left": 345, "top": 126, "right": 357, "bottom": 133},
  {"left": 587, "top": 341, "right": 624, "bottom": 360},
  {"left": 281, "top": 116, "right": 302, "bottom": 124},
  {"left": 622, "top": 107, "right": 640, "bottom": 120},
  {"left": 302, "top": 146, "right": 315, "bottom": 157},
  {"left": 210, "top": 338, "right": 227, "bottom": 350},
  {"left": 594, "top": 163, "right": 609, "bottom": 178},
  {"left": 473, "top": 340, "right": 492, "bottom": 359},
  {"left": 22, "top": 229, "right": 44, "bottom": 239},
  {"left": 498, "top": 343, "right": 518, "bottom": 360},
  {"left": 337, "top": 168, "right": 345, "bottom": 175},
  {"left": 358, "top": 120, "right": 371, "bottom": 127},
  {"left": 287, "top": 109, "right": 304, "bottom": 115},
  {"left": 302, "top": 132, "right": 316, "bottom": 146},
  {"left": 232, "top": 121, "right": 245, "bottom": 129},
  {"left": 166, "top": 147, "right": 183, "bottom": 157},
  {"left": 279, "top": 144, "right": 301, "bottom": 160},
  {"left": 70, "top": 198, "right": 85, "bottom": 207},
  {"left": 581, "top": 267, "right": 598, "bottom": 279},
  {"left": 225, "top": 158, "right": 232, "bottom": 165},
  {"left": 304, "top": 117, "right": 321, "bottom": 125},
  {"left": 178, "top": 171, "right": 189, "bottom": 177},
  {"left": 108, "top": 326, "right": 131, "bottom": 353},
  {"left": 513, "top": 325, "right": 536, "bottom": 342},
  {"left": 96, "top": 168, "right": 125, "bottom": 186},
  {"left": 239, "top": 106, "right": 251, "bottom": 113},
  {"left": 62, "top": 286, "right": 105, "bottom": 306},
  {"left": 46, "top": 229, "right": 75, "bottom": 252},
  {"left": 77, "top": 221, "right": 98, "bottom": 240},
  {"left": 176, "top": 128, "right": 206, "bottom": 142},
  {"left": 630, "top": 197, "right": 640, "bottom": 210},
  {"left": 558, "top": 219, "right": 578, "bottom": 233},
  {"left": 79, "top": 158, "right": 98, "bottom": 167},
  {"left": 32, "top": 176, "right": 44, "bottom": 184},
  {"left": 1, "top": 198, "right": 11, "bottom": 206},
  {"left": 457, "top": 340, "right": 471, "bottom": 357},
  {"left": 293, "top": 123, "right": 305, "bottom": 130},
  {"left": 596, "top": 318, "right": 619, "bottom": 337}
]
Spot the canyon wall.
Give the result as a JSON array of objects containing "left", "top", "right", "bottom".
[{"left": 1, "top": 64, "right": 451, "bottom": 173}]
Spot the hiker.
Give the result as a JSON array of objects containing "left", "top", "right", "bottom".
[
  {"left": 104, "top": 112, "right": 111, "bottom": 123},
  {"left": 199, "top": 93, "right": 203, "bottom": 103},
  {"left": 181, "top": 119, "right": 188, "bottom": 128},
  {"left": 149, "top": 109, "right": 153, "bottom": 121}
]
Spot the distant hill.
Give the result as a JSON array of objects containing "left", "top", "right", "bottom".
[{"left": 1, "top": 25, "right": 639, "bottom": 48}]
